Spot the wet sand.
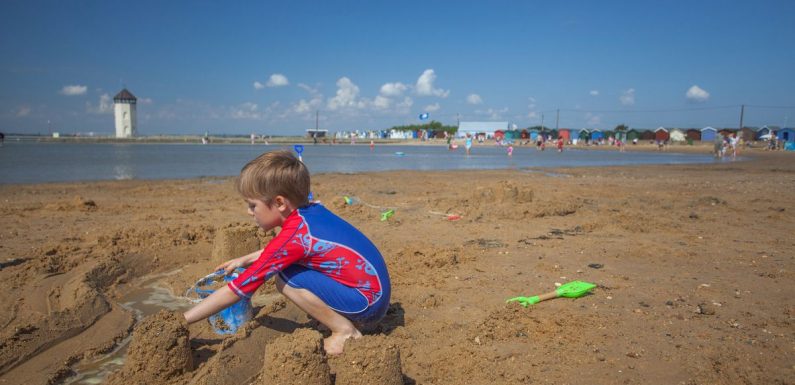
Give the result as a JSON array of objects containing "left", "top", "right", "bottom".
[{"left": 0, "top": 149, "right": 793, "bottom": 384}]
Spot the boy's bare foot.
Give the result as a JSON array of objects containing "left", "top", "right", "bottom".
[{"left": 323, "top": 328, "right": 362, "bottom": 355}]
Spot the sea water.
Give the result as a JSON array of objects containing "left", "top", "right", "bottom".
[{"left": 0, "top": 142, "right": 720, "bottom": 184}]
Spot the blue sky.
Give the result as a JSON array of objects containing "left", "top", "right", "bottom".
[{"left": 1, "top": 0, "right": 794, "bottom": 136}]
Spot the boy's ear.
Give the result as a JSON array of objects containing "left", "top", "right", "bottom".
[{"left": 273, "top": 196, "right": 291, "bottom": 212}]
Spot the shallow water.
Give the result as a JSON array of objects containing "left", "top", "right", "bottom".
[
  {"left": 64, "top": 273, "right": 193, "bottom": 385},
  {"left": 0, "top": 142, "right": 721, "bottom": 184}
]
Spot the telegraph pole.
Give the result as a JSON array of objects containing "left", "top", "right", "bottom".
[
  {"left": 738, "top": 104, "right": 745, "bottom": 132},
  {"left": 555, "top": 109, "right": 560, "bottom": 131}
]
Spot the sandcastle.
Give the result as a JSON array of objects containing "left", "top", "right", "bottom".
[
  {"left": 106, "top": 310, "right": 192, "bottom": 385},
  {"left": 259, "top": 329, "right": 403, "bottom": 385},
  {"left": 211, "top": 223, "right": 261, "bottom": 264}
]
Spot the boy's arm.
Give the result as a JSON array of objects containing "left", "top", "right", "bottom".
[{"left": 183, "top": 285, "right": 240, "bottom": 324}]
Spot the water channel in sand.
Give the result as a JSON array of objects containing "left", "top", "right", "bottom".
[{"left": 63, "top": 271, "right": 193, "bottom": 385}]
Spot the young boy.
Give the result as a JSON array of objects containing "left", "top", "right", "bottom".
[{"left": 183, "top": 150, "right": 391, "bottom": 355}]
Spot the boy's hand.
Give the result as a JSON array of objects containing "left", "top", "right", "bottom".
[{"left": 215, "top": 257, "right": 245, "bottom": 275}]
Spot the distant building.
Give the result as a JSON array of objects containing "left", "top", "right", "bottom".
[{"left": 114, "top": 88, "right": 137, "bottom": 138}]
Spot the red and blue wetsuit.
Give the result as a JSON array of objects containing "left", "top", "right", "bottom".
[{"left": 229, "top": 203, "right": 390, "bottom": 323}]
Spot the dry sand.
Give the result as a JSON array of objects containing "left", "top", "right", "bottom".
[{"left": 0, "top": 149, "right": 793, "bottom": 384}]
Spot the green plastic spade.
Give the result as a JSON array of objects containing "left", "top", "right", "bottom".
[{"left": 507, "top": 280, "right": 596, "bottom": 307}]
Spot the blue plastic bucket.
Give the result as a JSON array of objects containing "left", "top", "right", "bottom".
[{"left": 190, "top": 269, "right": 253, "bottom": 335}]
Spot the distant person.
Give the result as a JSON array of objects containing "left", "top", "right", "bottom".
[
  {"left": 183, "top": 151, "right": 390, "bottom": 355},
  {"left": 713, "top": 136, "right": 724, "bottom": 158},
  {"left": 730, "top": 133, "right": 739, "bottom": 159},
  {"left": 507, "top": 143, "right": 514, "bottom": 156},
  {"left": 313, "top": 133, "right": 318, "bottom": 145},
  {"left": 0, "top": 131, "right": 4, "bottom": 145},
  {"left": 369, "top": 140, "right": 375, "bottom": 151},
  {"left": 556, "top": 137, "right": 564, "bottom": 152},
  {"left": 465, "top": 133, "right": 473, "bottom": 156}
]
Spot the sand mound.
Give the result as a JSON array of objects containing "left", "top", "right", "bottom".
[
  {"left": 329, "top": 335, "right": 403, "bottom": 385},
  {"left": 107, "top": 310, "right": 192, "bottom": 385},
  {"left": 260, "top": 328, "right": 331, "bottom": 385},
  {"left": 211, "top": 223, "right": 261, "bottom": 264}
]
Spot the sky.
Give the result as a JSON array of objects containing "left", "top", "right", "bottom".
[{"left": 1, "top": 0, "right": 794, "bottom": 136}]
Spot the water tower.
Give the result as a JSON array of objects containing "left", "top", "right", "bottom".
[{"left": 113, "top": 88, "right": 137, "bottom": 138}]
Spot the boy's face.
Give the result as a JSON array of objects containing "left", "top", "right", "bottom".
[{"left": 245, "top": 198, "right": 286, "bottom": 231}]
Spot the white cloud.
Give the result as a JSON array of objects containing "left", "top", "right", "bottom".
[
  {"left": 293, "top": 84, "right": 324, "bottom": 114},
  {"left": 477, "top": 107, "right": 509, "bottom": 120},
  {"left": 16, "top": 106, "right": 31, "bottom": 117},
  {"left": 139, "top": 97, "right": 153, "bottom": 105},
  {"left": 327, "top": 77, "right": 365, "bottom": 111},
  {"left": 374, "top": 95, "right": 392, "bottom": 109},
  {"left": 86, "top": 93, "right": 113, "bottom": 114},
  {"left": 253, "top": 81, "right": 265, "bottom": 90},
  {"left": 586, "top": 112, "right": 601, "bottom": 126},
  {"left": 380, "top": 82, "right": 408, "bottom": 97},
  {"left": 425, "top": 103, "right": 440, "bottom": 112},
  {"left": 230, "top": 102, "right": 262, "bottom": 119},
  {"left": 686, "top": 85, "right": 710, "bottom": 102},
  {"left": 415, "top": 69, "right": 449, "bottom": 98},
  {"left": 620, "top": 88, "right": 635, "bottom": 106},
  {"left": 467, "top": 94, "right": 482, "bottom": 105},
  {"left": 397, "top": 97, "right": 413, "bottom": 110},
  {"left": 60, "top": 85, "right": 87, "bottom": 96},
  {"left": 590, "top": 90, "right": 599, "bottom": 96},
  {"left": 266, "top": 74, "right": 289, "bottom": 87}
]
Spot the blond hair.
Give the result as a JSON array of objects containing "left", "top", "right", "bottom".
[{"left": 236, "top": 150, "right": 310, "bottom": 206}]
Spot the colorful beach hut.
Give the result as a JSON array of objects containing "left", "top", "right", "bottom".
[
  {"left": 626, "top": 129, "right": 641, "bottom": 142},
  {"left": 669, "top": 128, "right": 686, "bottom": 143},
  {"left": 578, "top": 129, "right": 590, "bottom": 142},
  {"left": 700, "top": 126, "right": 717, "bottom": 142},
  {"left": 756, "top": 126, "right": 773, "bottom": 140},
  {"left": 558, "top": 129, "right": 571, "bottom": 142},
  {"left": 520, "top": 129, "right": 529, "bottom": 140},
  {"left": 686, "top": 129, "right": 701, "bottom": 141},
  {"left": 590, "top": 129, "right": 603, "bottom": 142},
  {"left": 778, "top": 128, "right": 795, "bottom": 143},
  {"left": 655, "top": 127, "right": 669, "bottom": 142},
  {"left": 719, "top": 129, "right": 736, "bottom": 138},
  {"left": 494, "top": 130, "right": 505, "bottom": 141},
  {"left": 640, "top": 129, "right": 656, "bottom": 141},
  {"left": 740, "top": 127, "right": 756, "bottom": 142}
]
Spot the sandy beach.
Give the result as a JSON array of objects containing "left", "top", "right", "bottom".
[{"left": 0, "top": 148, "right": 793, "bottom": 384}]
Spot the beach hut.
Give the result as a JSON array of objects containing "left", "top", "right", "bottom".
[
  {"left": 558, "top": 129, "right": 571, "bottom": 142},
  {"left": 578, "top": 129, "right": 590, "bottom": 142},
  {"left": 740, "top": 127, "right": 756, "bottom": 142},
  {"left": 669, "top": 128, "right": 686, "bottom": 143},
  {"left": 640, "top": 129, "right": 656, "bottom": 141},
  {"left": 654, "top": 127, "right": 669, "bottom": 142},
  {"left": 494, "top": 130, "right": 505, "bottom": 141},
  {"left": 549, "top": 129, "right": 559, "bottom": 139},
  {"left": 701, "top": 126, "right": 717, "bottom": 142},
  {"left": 529, "top": 129, "right": 539, "bottom": 141},
  {"left": 777, "top": 128, "right": 795, "bottom": 143},
  {"left": 626, "top": 129, "right": 641, "bottom": 142},
  {"left": 756, "top": 126, "right": 773, "bottom": 140},
  {"left": 719, "top": 128, "right": 735, "bottom": 138},
  {"left": 686, "top": 129, "right": 701, "bottom": 141},
  {"left": 590, "top": 129, "right": 603, "bottom": 142},
  {"left": 520, "top": 129, "right": 529, "bottom": 140}
]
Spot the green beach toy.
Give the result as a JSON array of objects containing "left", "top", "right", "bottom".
[
  {"left": 380, "top": 209, "right": 395, "bottom": 221},
  {"left": 507, "top": 280, "right": 596, "bottom": 307}
]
